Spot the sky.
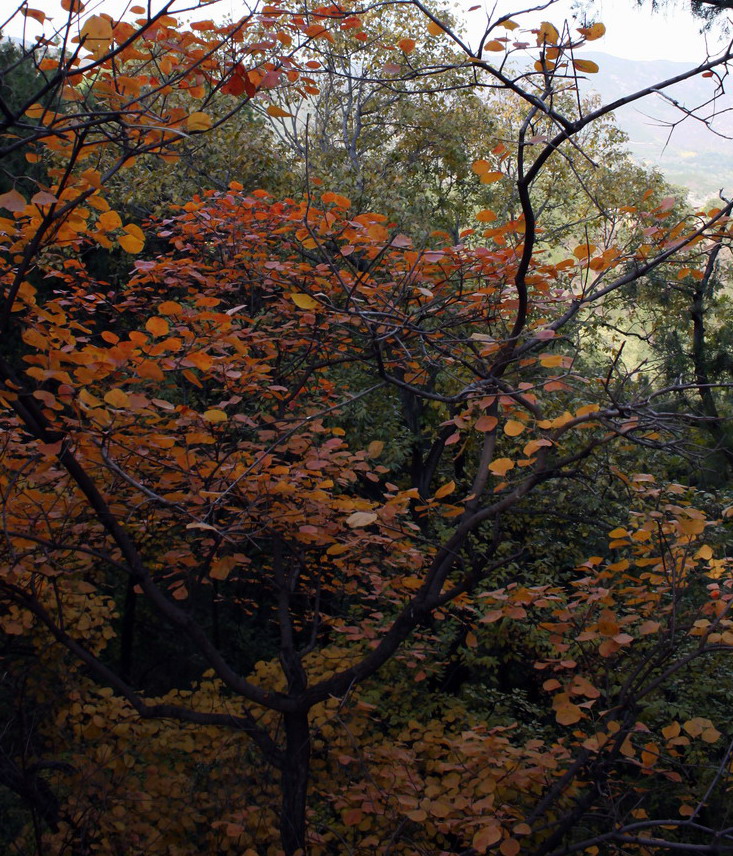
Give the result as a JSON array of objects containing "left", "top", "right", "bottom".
[
  {"left": 468, "top": 0, "right": 730, "bottom": 62},
  {"left": 1, "top": 0, "right": 730, "bottom": 64}
]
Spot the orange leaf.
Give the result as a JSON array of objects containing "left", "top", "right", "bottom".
[
  {"left": 434, "top": 480, "right": 455, "bottom": 499},
  {"left": 475, "top": 414, "right": 498, "bottom": 432},
  {"left": 488, "top": 457, "right": 514, "bottom": 476},
  {"left": 504, "top": 419, "right": 525, "bottom": 437},
  {"left": 475, "top": 209, "right": 496, "bottom": 222},
  {"left": 473, "top": 824, "right": 502, "bottom": 853},
  {"left": 104, "top": 388, "right": 130, "bottom": 408},
  {"left": 553, "top": 692, "right": 583, "bottom": 725},
  {"left": 185, "top": 352, "right": 213, "bottom": 371},
  {"left": 398, "top": 37, "right": 416, "bottom": 53},
  {"left": 267, "top": 105, "right": 294, "bottom": 118},
  {"left": 145, "top": 317, "right": 169, "bottom": 337}
]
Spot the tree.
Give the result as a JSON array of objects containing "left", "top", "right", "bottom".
[{"left": 3, "top": 3, "right": 733, "bottom": 855}]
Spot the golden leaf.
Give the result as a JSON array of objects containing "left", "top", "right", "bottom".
[
  {"left": 536, "top": 21, "right": 559, "bottom": 45},
  {"left": 290, "top": 293, "right": 318, "bottom": 309},
  {"left": 203, "top": 409, "right": 227, "bottom": 423},
  {"left": 187, "top": 112, "right": 213, "bottom": 132},
  {"left": 503, "top": 419, "right": 525, "bottom": 437},
  {"left": 434, "top": 480, "right": 455, "bottom": 499},
  {"left": 578, "top": 22, "right": 606, "bottom": 41}
]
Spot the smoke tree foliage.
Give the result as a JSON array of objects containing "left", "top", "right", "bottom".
[{"left": 2, "top": 1, "right": 733, "bottom": 854}]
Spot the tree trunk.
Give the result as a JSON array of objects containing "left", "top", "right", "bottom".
[{"left": 280, "top": 710, "right": 311, "bottom": 856}]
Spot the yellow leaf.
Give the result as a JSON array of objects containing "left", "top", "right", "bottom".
[
  {"left": 484, "top": 40, "right": 505, "bottom": 51},
  {"left": 573, "top": 59, "right": 599, "bottom": 74},
  {"left": 501, "top": 19, "right": 519, "bottom": 30},
  {"left": 290, "top": 293, "right": 318, "bottom": 309},
  {"left": 187, "top": 111, "right": 213, "bottom": 132},
  {"left": 504, "top": 419, "right": 525, "bottom": 437},
  {"left": 346, "top": 511, "right": 378, "bottom": 528},
  {"left": 678, "top": 517, "right": 705, "bottom": 536},
  {"left": 326, "top": 544, "right": 349, "bottom": 556},
  {"left": 434, "top": 480, "right": 455, "bottom": 499},
  {"left": 427, "top": 20, "right": 443, "bottom": 35},
  {"left": 578, "top": 22, "right": 606, "bottom": 41},
  {"left": 267, "top": 105, "right": 294, "bottom": 118},
  {"left": 398, "top": 37, "right": 416, "bottom": 53},
  {"left": 536, "top": 21, "right": 559, "bottom": 45},
  {"left": 540, "top": 354, "right": 565, "bottom": 368},
  {"left": 104, "top": 388, "right": 130, "bottom": 408},
  {"left": 696, "top": 544, "right": 713, "bottom": 561},
  {"left": 203, "top": 409, "right": 227, "bottom": 423},
  {"left": 576, "top": 403, "right": 600, "bottom": 416}
]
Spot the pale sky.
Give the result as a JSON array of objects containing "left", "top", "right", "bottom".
[
  {"left": 470, "top": 0, "right": 729, "bottom": 62},
  {"left": 1, "top": 0, "right": 729, "bottom": 63}
]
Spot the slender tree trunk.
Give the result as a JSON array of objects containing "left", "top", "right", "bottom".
[
  {"left": 119, "top": 576, "right": 137, "bottom": 683},
  {"left": 280, "top": 709, "right": 311, "bottom": 856}
]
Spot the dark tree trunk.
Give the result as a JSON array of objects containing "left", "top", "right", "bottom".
[
  {"left": 119, "top": 576, "right": 137, "bottom": 683},
  {"left": 280, "top": 710, "right": 311, "bottom": 856}
]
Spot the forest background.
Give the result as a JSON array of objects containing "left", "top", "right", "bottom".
[{"left": 3, "top": 0, "right": 733, "bottom": 854}]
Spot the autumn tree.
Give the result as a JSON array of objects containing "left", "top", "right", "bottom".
[{"left": 3, "top": 3, "right": 733, "bottom": 856}]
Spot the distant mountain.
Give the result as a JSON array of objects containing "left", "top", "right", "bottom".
[{"left": 578, "top": 52, "right": 733, "bottom": 202}]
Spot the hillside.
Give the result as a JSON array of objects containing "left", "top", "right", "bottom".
[{"left": 580, "top": 51, "right": 733, "bottom": 202}]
